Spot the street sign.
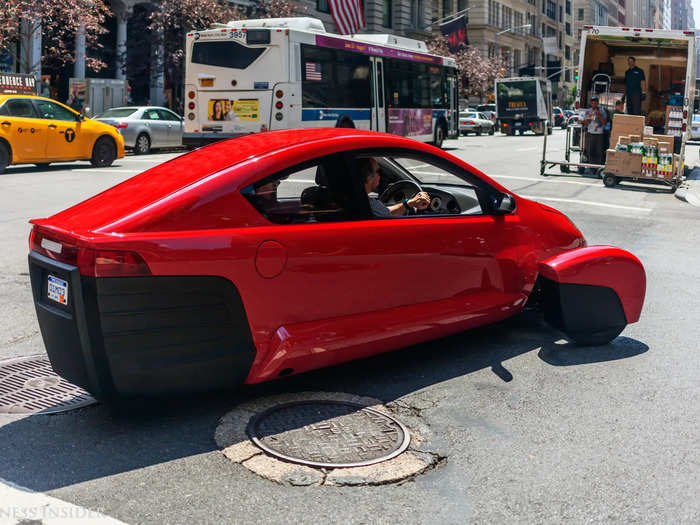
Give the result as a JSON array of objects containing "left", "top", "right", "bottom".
[
  {"left": 0, "top": 73, "right": 37, "bottom": 95},
  {"left": 543, "top": 37, "right": 558, "bottom": 55}
]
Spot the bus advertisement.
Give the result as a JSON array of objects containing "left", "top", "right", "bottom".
[{"left": 184, "top": 17, "right": 459, "bottom": 148}]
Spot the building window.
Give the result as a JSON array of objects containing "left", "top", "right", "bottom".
[
  {"left": 546, "top": 1, "right": 556, "bottom": 20},
  {"left": 458, "top": 0, "right": 468, "bottom": 12},
  {"left": 383, "top": 0, "right": 392, "bottom": 27},
  {"left": 502, "top": 6, "right": 512, "bottom": 30},
  {"left": 410, "top": 0, "right": 424, "bottom": 28},
  {"left": 488, "top": 0, "right": 501, "bottom": 27},
  {"left": 565, "top": 69, "right": 571, "bottom": 82},
  {"left": 566, "top": 22, "right": 571, "bottom": 35},
  {"left": 618, "top": 10, "right": 625, "bottom": 24},
  {"left": 514, "top": 12, "right": 523, "bottom": 34},
  {"left": 558, "top": 31, "right": 562, "bottom": 49},
  {"left": 566, "top": 0, "right": 571, "bottom": 15},
  {"left": 594, "top": 2, "right": 607, "bottom": 26},
  {"left": 317, "top": 0, "right": 330, "bottom": 14},
  {"left": 559, "top": 5, "right": 563, "bottom": 22},
  {"left": 443, "top": 0, "right": 452, "bottom": 16},
  {"left": 577, "top": 8, "right": 584, "bottom": 20},
  {"left": 565, "top": 45, "right": 571, "bottom": 59},
  {"left": 513, "top": 49, "right": 521, "bottom": 70}
]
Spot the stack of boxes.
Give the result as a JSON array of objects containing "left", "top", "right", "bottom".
[{"left": 604, "top": 114, "right": 677, "bottom": 180}]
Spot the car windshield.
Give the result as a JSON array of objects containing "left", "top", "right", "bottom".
[
  {"left": 96, "top": 108, "right": 138, "bottom": 118},
  {"left": 392, "top": 158, "right": 470, "bottom": 187}
]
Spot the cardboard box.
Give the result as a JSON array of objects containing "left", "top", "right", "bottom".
[
  {"left": 644, "top": 126, "right": 654, "bottom": 135},
  {"left": 607, "top": 151, "right": 642, "bottom": 176},
  {"left": 619, "top": 136, "right": 630, "bottom": 145},
  {"left": 605, "top": 149, "right": 623, "bottom": 174},
  {"left": 629, "top": 134, "right": 642, "bottom": 143},
  {"left": 651, "top": 134, "right": 674, "bottom": 153},
  {"left": 610, "top": 114, "right": 645, "bottom": 152}
]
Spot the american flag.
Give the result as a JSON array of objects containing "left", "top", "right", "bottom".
[
  {"left": 329, "top": 0, "right": 365, "bottom": 35},
  {"left": 305, "top": 62, "right": 322, "bottom": 81}
]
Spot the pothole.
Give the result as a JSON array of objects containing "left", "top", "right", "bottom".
[
  {"left": 215, "top": 392, "right": 444, "bottom": 486},
  {"left": 0, "top": 355, "right": 97, "bottom": 414}
]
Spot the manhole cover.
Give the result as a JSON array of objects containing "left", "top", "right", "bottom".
[
  {"left": 247, "top": 400, "right": 410, "bottom": 468},
  {"left": 0, "top": 356, "right": 97, "bottom": 414}
]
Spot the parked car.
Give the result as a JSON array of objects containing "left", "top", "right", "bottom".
[
  {"left": 691, "top": 114, "right": 700, "bottom": 140},
  {"left": 94, "top": 106, "right": 184, "bottom": 155},
  {"left": 0, "top": 94, "right": 124, "bottom": 173},
  {"left": 553, "top": 107, "right": 565, "bottom": 128},
  {"left": 477, "top": 104, "right": 497, "bottom": 123},
  {"left": 459, "top": 112, "right": 495, "bottom": 135},
  {"left": 27, "top": 128, "right": 646, "bottom": 399}
]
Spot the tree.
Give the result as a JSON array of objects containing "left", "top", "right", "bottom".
[
  {"left": 426, "top": 36, "right": 505, "bottom": 102},
  {"left": 0, "top": 0, "right": 111, "bottom": 74}
]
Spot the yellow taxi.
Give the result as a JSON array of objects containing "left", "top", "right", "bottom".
[{"left": 0, "top": 94, "right": 125, "bottom": 173}]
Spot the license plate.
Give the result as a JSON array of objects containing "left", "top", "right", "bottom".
[
  {"left": 47, "top": 275, "right": 68, "bottom": 306},
  {"left": 514, "top": 122, "right": 522, "bottom": 127}
]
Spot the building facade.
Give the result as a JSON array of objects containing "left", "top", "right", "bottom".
[{"left": 670, "top": 0, "right": 694, "bottom": 30}]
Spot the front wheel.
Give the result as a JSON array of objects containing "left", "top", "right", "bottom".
[
  {"left": 489, "top": 126, "right": 495, "bottom": 136},
  {"left": 569, "top": 326, "right": 625, "bottom": 346},
  {"left": 433, "top": 124, "right": 445, "bottom": 148},
  {"left": 603, "top": 173, "right": 619, "bottom": 187},
  {"left": 91, "top": 136, "right": 116, "bottom": 167}
]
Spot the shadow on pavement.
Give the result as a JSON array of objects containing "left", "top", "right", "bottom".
[{"left": 0, "top": 310, "right": 647, "bottom": 491}]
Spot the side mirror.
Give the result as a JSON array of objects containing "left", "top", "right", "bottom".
[{"left": 493, "top": 192, "right": 516, "bottom": 214}]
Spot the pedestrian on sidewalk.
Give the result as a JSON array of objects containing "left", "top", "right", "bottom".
[{"left": 583, "top": 95, "right": 608, "bottom": 172}]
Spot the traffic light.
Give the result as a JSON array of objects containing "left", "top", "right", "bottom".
[{"left": 574, "top": 68, "right": 579, "bottom": 82}]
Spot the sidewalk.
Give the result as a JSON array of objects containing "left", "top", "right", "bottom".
[{"left": 675, "top": 165, "right": 700, "bottom": 207}]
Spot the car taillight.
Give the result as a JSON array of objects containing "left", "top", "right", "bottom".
[
  {"left": 467, "top": 120, "right": 474, "bottom": 125},
  {"left": 30, "top": 228, "right": 150, "bottom": 277},
  {"left": 83, "top": 249, "right": 151, "bottom": 277},
  {"left": 113, "top": 123, "right": 128, "bottom": 129}
]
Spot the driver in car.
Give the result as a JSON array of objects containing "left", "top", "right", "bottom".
[{"left": 360, "top": 158, "right": 430, "bottom": 217}]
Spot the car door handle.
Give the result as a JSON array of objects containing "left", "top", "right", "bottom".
[
  {"left": 1, "top": 121, "right": 10, "bottom": 126},
  {"left": 48, "top": 124, "right": 57, "bottom": 129}
]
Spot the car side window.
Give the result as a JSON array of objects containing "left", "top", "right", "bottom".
[
  {"left": 157, "top": 109, "right": 180, "bottom": 121},
  {"left": 34, "top": 100, "right": 76, "bottom": 121},
  {"left": 144, "top": 109, "right": 162, "bottom": 120},
  {"left": 242, "top": 159, "right": 349, "bottom": 224},
  {"left": 5, "top": 99, "right": 39, "bottom": 118},
  {"left": 381, "top": 157, "right": 486, "bottom": 216}
]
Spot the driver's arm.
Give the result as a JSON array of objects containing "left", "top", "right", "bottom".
[{"left": 388, "top": 192, "right": 430, "bottom": 215}]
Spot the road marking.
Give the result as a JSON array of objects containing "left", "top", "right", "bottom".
[
  {"left": 0, "top": 478, "right": 128, "bottom": 524},
  {"left": 490, "top": 174, "right": 600, "bottom": 187},
  {"left": 519, "top": 195, "right": 652, "bottom": 212},
  {"left": 516, "top": 147, "right": 538, "bottom": 151},
  {"left": 66, "top": 169, "right": 141, "bottom": 174}
]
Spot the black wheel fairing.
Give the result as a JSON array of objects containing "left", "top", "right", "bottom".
[{"left": 538, "top": 277, "right": 627, "bottom": 346}]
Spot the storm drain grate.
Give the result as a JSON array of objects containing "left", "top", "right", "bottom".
[
  {"left": 0, "top": 355, "right": 97, "bottom": 414},
  {"left": 247, "top": 400, "right": 410, "bottom": 468}
]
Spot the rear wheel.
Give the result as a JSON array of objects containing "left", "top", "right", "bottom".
[
  {"left": 603, "top": 173, "right": 619, "bottom": 187},
  {"left": 135, "top": 133, "right": 151, "bottom": 155},
  {"left": 0, "top": 142, "right": 9, "bottom": 174},
  {"left": 91, "top": 136, "right": 116, "bottom": 167},
  {"left": 476, "top": 127, "right": 482, "bottom": 136},
  {"left": 489, "top": 126, "right": 495, "bottom": 136}
]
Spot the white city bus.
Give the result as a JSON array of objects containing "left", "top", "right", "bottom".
[{"left": 183, "top": 17, "right": 459, "bottom": 148}]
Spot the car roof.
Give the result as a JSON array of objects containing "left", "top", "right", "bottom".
[{"left": 32, "top": 129, "right": 508, "bottom": 235}]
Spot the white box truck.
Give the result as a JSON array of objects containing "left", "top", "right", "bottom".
[{"left": 575, "top": 26, "right": 696, "bottom": 171}]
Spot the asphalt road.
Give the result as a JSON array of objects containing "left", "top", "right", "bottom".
[{"left": 0, "top": 130, "right": 699, "bottom": 524}]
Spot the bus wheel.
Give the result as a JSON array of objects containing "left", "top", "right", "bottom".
[
  {"left": 335, "top": 116, "right": 355, "bottom": 128},
  {"left": 433, "top": 124, "right": 445, "bottom": 148}
]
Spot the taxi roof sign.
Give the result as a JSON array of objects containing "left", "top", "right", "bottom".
[{"left": 0, "top": 73, "right": 37, "bottom": 95}]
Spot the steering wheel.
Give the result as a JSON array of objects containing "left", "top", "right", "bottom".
[{"left": 379, "top": 179, "right": 423, "bottom": 205}]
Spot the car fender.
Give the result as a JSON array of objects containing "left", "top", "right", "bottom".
[{"left": 538, "top": 245, "right": 646, "bottom": 324}]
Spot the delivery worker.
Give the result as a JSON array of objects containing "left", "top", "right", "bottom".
[
  {"left": 624, "top": 57, "right": 646, "bottom": 115},
  {"left": 604, "top": 99, "right": 625, "bottom": 153},
  {"left": 583, "top": 95, "right": 607, "bottom": 172}
]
